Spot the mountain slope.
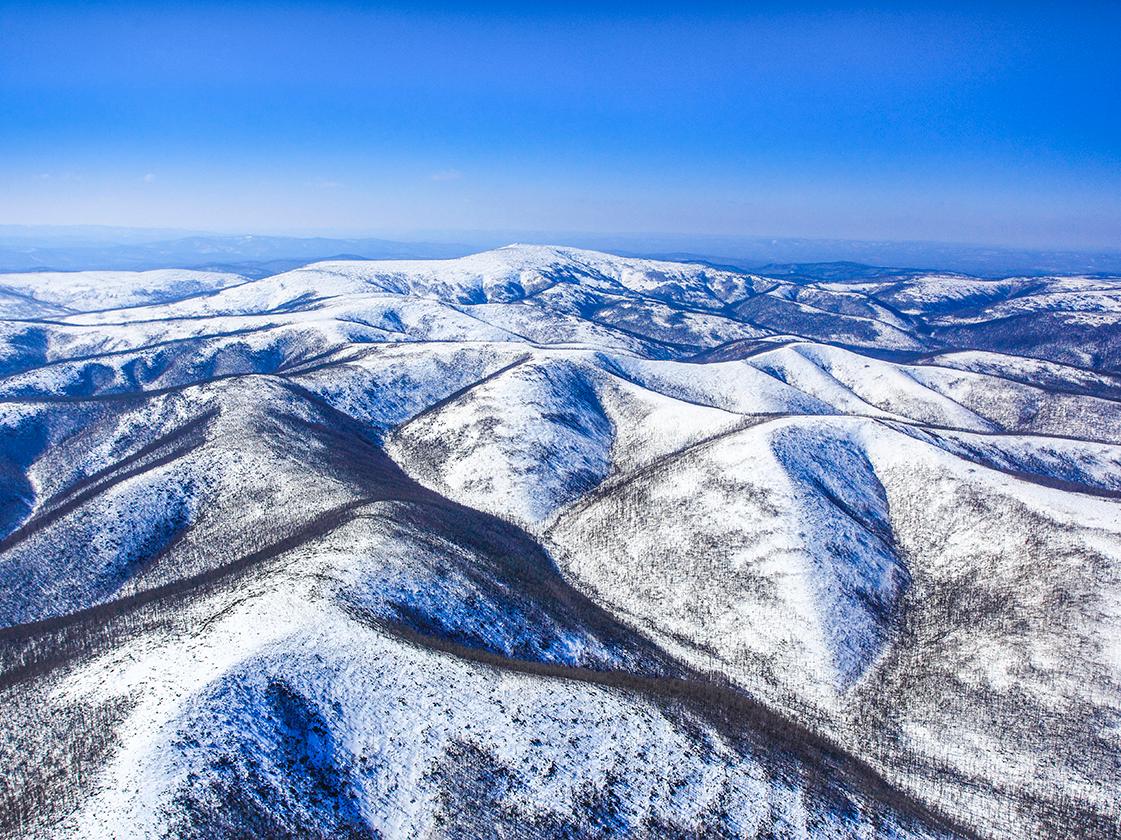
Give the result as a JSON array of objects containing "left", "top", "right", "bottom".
[{"left": 0, "top": 245, "right": 1119, "bottom": 839}]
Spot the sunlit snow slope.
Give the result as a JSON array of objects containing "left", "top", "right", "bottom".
[{"left": 1, "top": 245, "right": 1120, "bottom": 839}]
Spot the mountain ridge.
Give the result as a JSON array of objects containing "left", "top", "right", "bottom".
[{"left": 0, "top": 245, "right": 1118, "bottom": 838}]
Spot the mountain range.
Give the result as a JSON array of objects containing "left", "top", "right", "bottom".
[{"left": 0, "top": 245, "right": 1119, "bottom": 838}]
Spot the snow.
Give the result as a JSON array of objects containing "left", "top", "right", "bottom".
[
  {"left": 51, "top": 496, "right": 940, "bottom": 838},
  {"left": 0, "top": 269, "right": 246, "bottom": 315},
  {"left": 1, "top": 246, "right": 1118, "bottom": 839}
]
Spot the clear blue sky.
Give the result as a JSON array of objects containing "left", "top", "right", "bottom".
[{"left": 1, "top": 1, "right": 1118, "bottom": 249}]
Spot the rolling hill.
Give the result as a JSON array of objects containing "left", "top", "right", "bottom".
[{"left": 0, "top": 245, "right": 1118, "bottom": 839}]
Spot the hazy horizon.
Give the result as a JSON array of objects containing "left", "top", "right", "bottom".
[
  {"left": 3, "top": 222, "right": 1121, "bottom": 278},
  {"left": 5, "top": 221, "right": 1121, "bottom": 254}
]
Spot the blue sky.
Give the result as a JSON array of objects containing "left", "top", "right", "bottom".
[{"left": 1, "top": 1, "right": 1119, "bottom": 249}]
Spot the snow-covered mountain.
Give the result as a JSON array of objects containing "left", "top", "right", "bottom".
[{"left": 1, "top": 245, "right": 1119, "bottom": 839}]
